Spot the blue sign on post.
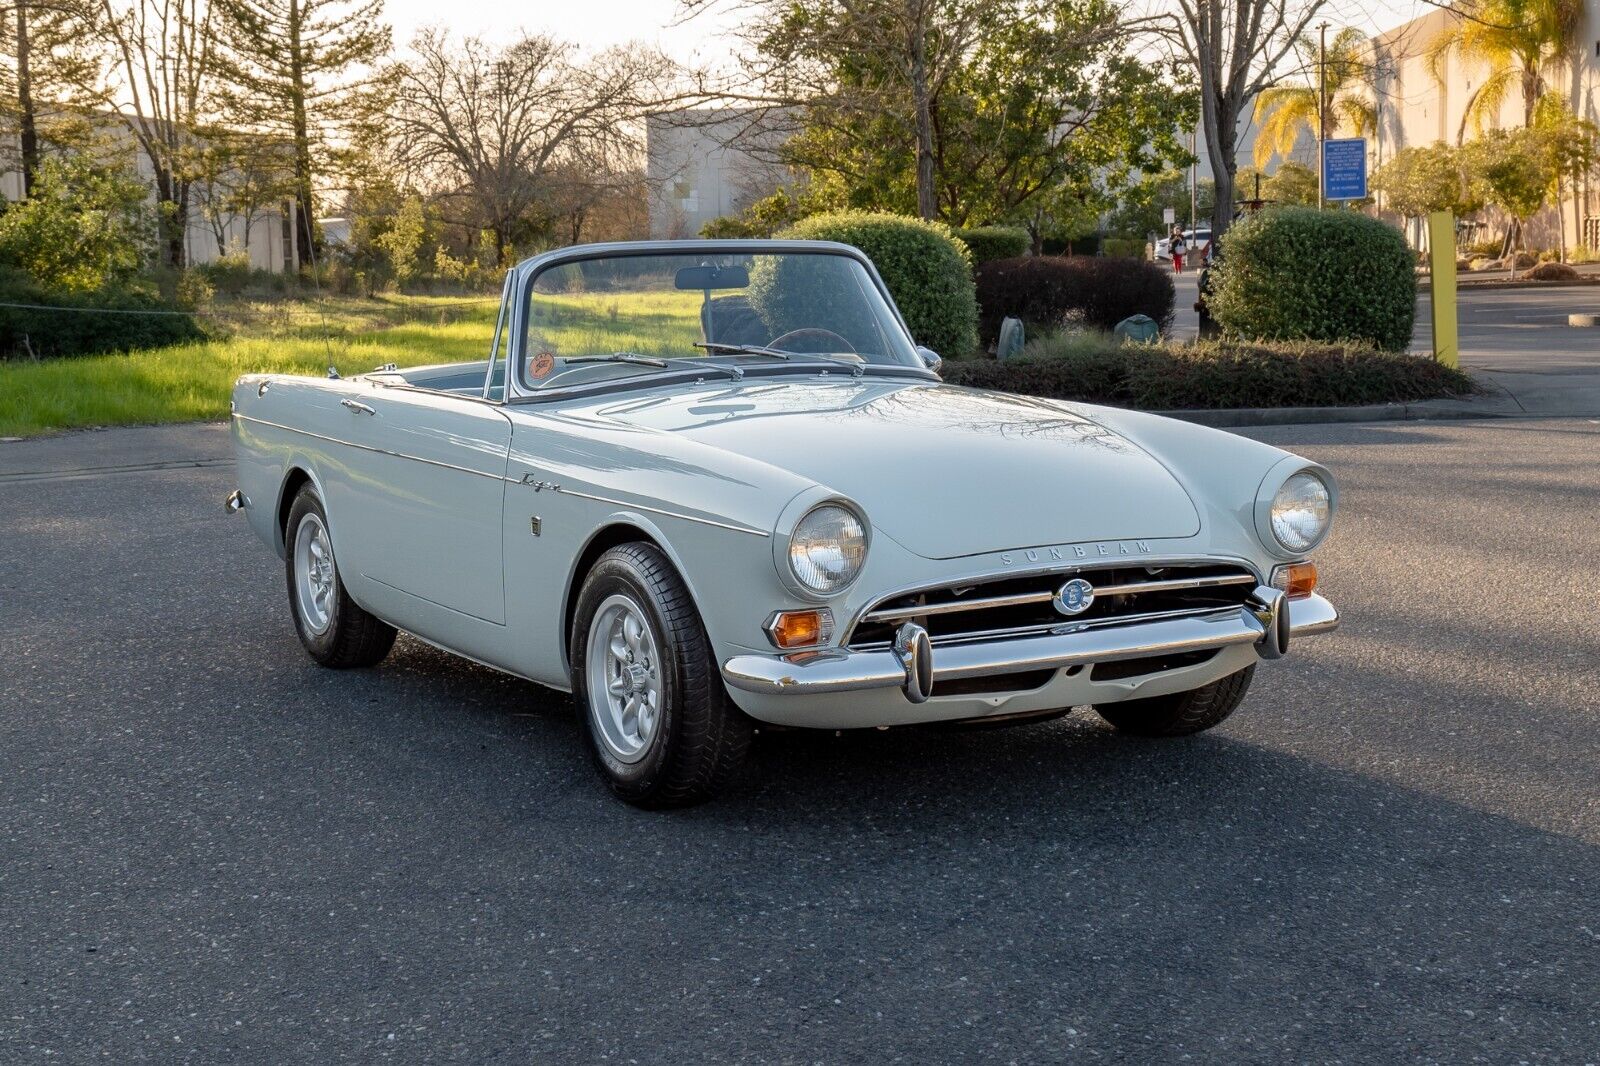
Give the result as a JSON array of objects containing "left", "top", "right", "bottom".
[{"left": 1322, "top": 138, "right": 1368, "bottom": 201}]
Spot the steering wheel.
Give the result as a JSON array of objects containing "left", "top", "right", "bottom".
[{"left": 768, "top": 328, "right": 857, "bottom": 355}]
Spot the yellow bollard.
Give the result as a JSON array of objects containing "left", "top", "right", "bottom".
[{"left": 1428, "top": 211, "right": 1458, "bottom": 368}]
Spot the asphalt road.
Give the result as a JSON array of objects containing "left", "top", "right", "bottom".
[{"left": 4, "top": 420, "right": 1600, "bottom": 1062}]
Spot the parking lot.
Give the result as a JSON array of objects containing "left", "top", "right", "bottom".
[{"left": 4, "top": 418, "right": 1600, "bottom": 1061}]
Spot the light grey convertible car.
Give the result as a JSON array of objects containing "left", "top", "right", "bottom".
[{"left": 228, "top": 240, "right": 1338, "bottom": 806}]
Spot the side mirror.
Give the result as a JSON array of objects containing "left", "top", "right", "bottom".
[{"left": 915, "top": 346, "right": 943, "bottom": 375}]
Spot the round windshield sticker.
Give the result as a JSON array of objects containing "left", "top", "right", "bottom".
[{"left": 530, "top": 352, "right": 555, "bottom": 378}]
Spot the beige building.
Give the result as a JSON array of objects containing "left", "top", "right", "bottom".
[
  {"left": 1367, "top": 4, "right": 1600, "bottom": 249},
  {"left": 1, "top": 115, "right": 300, "bottom": 272},
  {"left": 646, "top": 108, "right": 800, "bottom": 238}
]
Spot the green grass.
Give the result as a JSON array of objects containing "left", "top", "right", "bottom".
[{"left": 0, "top": 295, "right": 501, "bottom": 437}]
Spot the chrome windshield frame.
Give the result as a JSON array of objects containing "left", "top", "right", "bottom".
[{"left": 504, "top": 239, "right": 936, "bottom": 402}]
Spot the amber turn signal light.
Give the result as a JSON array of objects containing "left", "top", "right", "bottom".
[
  {"left": 765, "top": 608, "right": 834, "bottom": 649},
  {"left": 1271, "top": 562, "right": 1318, "bottom": 599}
]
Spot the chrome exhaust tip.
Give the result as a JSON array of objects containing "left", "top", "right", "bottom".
[
  {"left": 224, "top": 490, "right": 248, "bottom": 515},
  {"left": 893, "top": 622, "right": 934, "bottom": 703},
  {"left": 1248, "top": 585, "right": 1290, "bottom": 660}
]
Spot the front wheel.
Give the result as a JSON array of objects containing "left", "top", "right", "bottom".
[
  {"left": 570, "top": 543, "right": 751, "bottom": 807},
  {"left": 1093, "top": 665, "right": 1255, "bottom": 737}
]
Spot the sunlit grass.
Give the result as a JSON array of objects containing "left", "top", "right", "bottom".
[
  {"left": 0, "top": 294, "right": 501, "bottom": 437},
  {"left": 0, "top": 288, "right": 753, "bottom": 437}
]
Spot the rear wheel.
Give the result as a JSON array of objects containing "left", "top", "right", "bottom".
[
  {"left": 570, "top": 543, "right": 751, "bottom": 807},
  {"left": 1094, "top": 665, "right": 1255, "bottom": 737},
  {"left": 284, "top": 487, "right": 396, "bottom": 668}
]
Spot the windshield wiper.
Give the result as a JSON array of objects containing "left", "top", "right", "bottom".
[
  {"left": 563, "top": 352, "right": 670, "bottom": 367},
  {"left": 693, "top": 342, "right": 792, "bottom": 360},
  {"left": 695, "top": 342, "right": 867, "bottom": 377},
  {"left": 560, "top": 351, "right": 745, "bottom": 382}
]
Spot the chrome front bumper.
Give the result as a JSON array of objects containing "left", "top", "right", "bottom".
[{"left": 722, "top": 588, "right": 1337, "bottom": 699}]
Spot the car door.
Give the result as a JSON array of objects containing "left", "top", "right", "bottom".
[{"left": 336, "top": 382, "right": 513, "bottom": 627}]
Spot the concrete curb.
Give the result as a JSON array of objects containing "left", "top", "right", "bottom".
[
  {"left": 1154, "top": 397, "right": 1521, "bottom": 428},
  {"left": 1418, "top": 277, "right": 1600, "bottom": 292}
]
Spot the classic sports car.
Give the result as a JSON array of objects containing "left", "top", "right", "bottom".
[{"left": 228, "top": 240, "right": 1338, "bottom": 806}]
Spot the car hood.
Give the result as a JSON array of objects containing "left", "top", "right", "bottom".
[{"left": 578, "top": 378, "right": 1200, "bottom": 559}]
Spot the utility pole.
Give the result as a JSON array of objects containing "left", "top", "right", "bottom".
[
  {"left": 1317, "top": 21, "right": 1329, "bottom": 211},
  {"left": 1189, "top": 127, "right": 1198, "bottom": 231}
]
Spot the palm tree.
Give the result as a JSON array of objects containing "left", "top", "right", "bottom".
[
  {"left": 1251, "top": 28, "right": 1376, "bottom": 169},
  {"left": 1427, "top": 0, "right": 1583, "bottom": 140}
]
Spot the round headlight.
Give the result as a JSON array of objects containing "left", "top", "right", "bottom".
[
  {"left": 788, "top": 505, "right": 867, "bottom": 594},
  {"left": 1270, "top": 471, "right": 1332, "bottom": 553}
]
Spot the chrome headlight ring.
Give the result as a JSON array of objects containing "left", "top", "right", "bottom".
[
  {"left": 1253, "top": 457, "right": 1337, "bottom": 559},
  {"left": 771, "top": 490, "right": 871, "bottom": 600}
]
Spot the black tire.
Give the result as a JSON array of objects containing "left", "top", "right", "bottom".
[
  {"left": 284, "top": 486, "right": 397, "bottom": 669},
  {"left": 569, "top": 543, "right": 751, "bottom": 807},
  {"left": 1094, "top": 664, "right": 1255, "bottom": 737}
]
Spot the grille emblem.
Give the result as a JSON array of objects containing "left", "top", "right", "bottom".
[{"left": 1053, "top": 577, "right": 1095, "bottom": 616}]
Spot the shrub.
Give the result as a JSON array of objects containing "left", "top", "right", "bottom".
[
  {"left": 940, "top": 332, "right": 1475, "bottom": 409},
  {"left": 1520, "top": 261, "right": 1579, "bottom": 281},
  {"left": 1100, "top": 238, "right": 1146, "bottom": 259},
  {"left": 973, "top": 256, "right": 1175, "bottom": 344},
  {"left": 952, "top": 225, "right": 1029, "bottom": 264},
  {"left": 0, "top": 156, "right": 153, "bottom": 292},
  {"left": 0, "top": 269, "right": 205, "bottom": 360},
  {"left": 1208, "top": 206, "right": 1416, "bottom": 351},
  {"left": 775, "top": 211, "right": 978, "bottom": 358}
]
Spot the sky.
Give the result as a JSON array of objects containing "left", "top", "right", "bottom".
[{"left": 378, "top": 0, "right": 1436, "bottom": 62}]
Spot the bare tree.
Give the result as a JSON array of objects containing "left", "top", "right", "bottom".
[
  {"left": 389, "top": 30, "right": 679, "bottom": 265},
  {"left": 1167, "top": 0, "right": 1329, "bottom": 240},
  {"left": 82, "top": 0, "right": 219, "bottom": 268}
]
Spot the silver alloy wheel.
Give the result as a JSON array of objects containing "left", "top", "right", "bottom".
[
  {"left": 585, "top": 593, "right": 663, "bottom": 764},
  {"left": 293, "top": 512, "right": 337, "bottom": 636}
]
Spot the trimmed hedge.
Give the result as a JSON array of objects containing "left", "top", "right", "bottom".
[
  {"left": 940, "top": 333, "right": 1475, "bottom": 410},
  {"left": 777, "top": 211, "right": 978, "bottom": 358},
  {"left": 1209, "top": 206, "right": 1416, "bottom": 351},
  {"left": 974, "top": 255, "right": 1174, "bottom": 344},
  {"left": 0, "top": 271, "right": 205, "bottom": 360},
  {"left": 953, "top": 225, "right": 1030, "bottom": 264}
]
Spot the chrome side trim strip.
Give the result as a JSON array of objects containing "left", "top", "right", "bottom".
[
  {"left": 233, "top": 412, "right": 770, "bottom": 537},
  {"left": 545, "top": 484, "right": 771, "bottom": 537},
  {"left": 232, "top": 413, "right": 506, "bottom": 481}
]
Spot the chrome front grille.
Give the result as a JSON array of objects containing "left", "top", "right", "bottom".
[{"left": 846, "top": 563, "right": 1259, "bottom": 651}]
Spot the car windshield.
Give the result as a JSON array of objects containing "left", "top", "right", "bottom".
[{"left": 520, "top": 250, "right": 923, "bottom": 391}]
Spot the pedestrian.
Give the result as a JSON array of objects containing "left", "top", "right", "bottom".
[{"left": 1170, "top": 227, "right": 1187, "bottom": 274}]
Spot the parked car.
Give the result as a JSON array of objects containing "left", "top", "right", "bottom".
[
  {"left": 1154, "top": 227, "right": 1212, "bottom": 262},
  {"left": 227, "top": 239, "right": 1339, "bottom": 807}
]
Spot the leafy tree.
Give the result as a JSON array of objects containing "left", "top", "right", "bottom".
[
  {"left": 1251, "top": 27, "right": 1375, "bottom": 168},
  {"left": 1104, "top": 170, "right": 1214, "bottom": 239},
  {"left": 1427, "top": 0, "right": 1582, "bottom": 137},
  {"left": 1464, "top": 127, "right": 1555, "bottom": 253},
  {"left": 1236, "top": 162, "right": 1321, "bottom": 207},
  {"left": 721, "top": 0, "right": 1193, "bottom": 229},
  {"left": 1371, "top": 142, "right": 1485, "bottom": 223},
  {"left": 0, "top": 154, "right": 152, "bottom": 290},
  {"left": 371, "top": 193, "right": 428, "bottom": 285},
  {"left": 212, "top": 0, "right": 392, "bottom": 267},
  {"left": 1531, "top": 96, "right": 1600, "bottom": 260}
]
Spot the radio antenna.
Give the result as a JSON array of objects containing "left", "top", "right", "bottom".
[{"left": 297, "top": 200, "right": 339, "bottom": 379}]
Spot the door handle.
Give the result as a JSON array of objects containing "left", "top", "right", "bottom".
[{"left": 341, "top": 398, "right": 376, "bottom": 415}]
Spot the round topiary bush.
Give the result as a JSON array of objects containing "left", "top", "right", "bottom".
[
  {"left": 1208, "top": 207, "right": 1417, "bottom": 351},
  {"left": 775, "top": 211, "right": 979, "bottom": 358},
  {"left": 952, "top": 225, "right": 1030, "bottom": 265}
]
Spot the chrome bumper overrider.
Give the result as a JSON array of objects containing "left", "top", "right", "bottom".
[{"left": 722, "top": 589, "right": 1338, "bottom": 699}]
